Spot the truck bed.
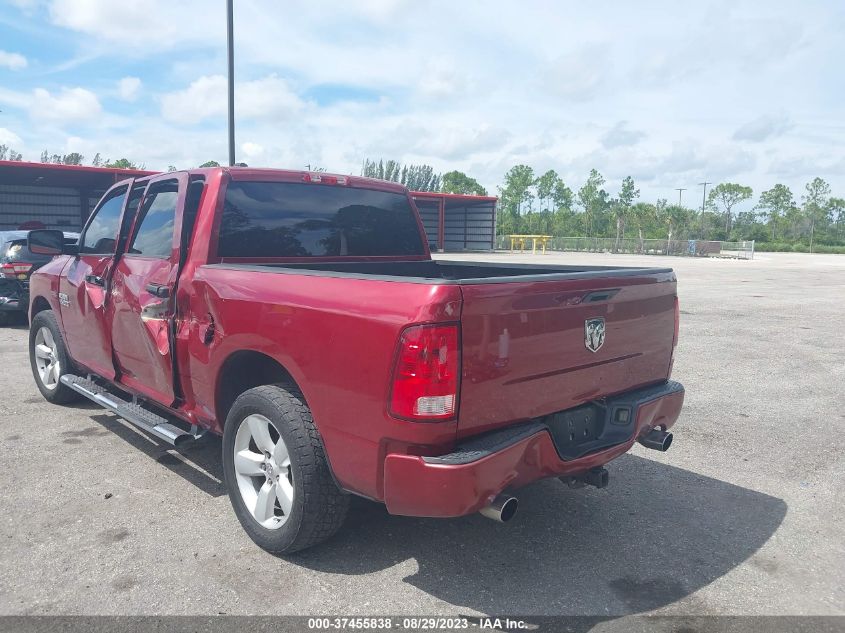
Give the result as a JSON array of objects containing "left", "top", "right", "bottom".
[
  {"left": 204, "top": 258, "right": 678, "bottom": 441},
  {"left": 209, "top": 259, "right": 673, "bottom": 283}
]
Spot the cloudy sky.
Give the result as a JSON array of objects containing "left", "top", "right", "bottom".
[{"left": 1, "top": 0, "right": 843, "bottom": 206}]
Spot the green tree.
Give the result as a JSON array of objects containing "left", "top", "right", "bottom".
[
  {"left": 657, "top": 203, "right": 689, "bottom": 251},
  {"left": 756, "top": 184, "right": 794, "bottom": 242},
  {"left": 828, "top": 197, "right": 845, "bottom": 243},
  {"left": 105, "top": 158, "right": 141, "bottom": 169},
  {"left": 535, "top": 170, "right": 560, "bottom": 212},
  {"left": 498, "top": 165, "right": 535, "bottom": 230},
  {"left": 199, "top": 160, "right": 221, "bottom": 168},
  {"left": 91, "top": 153, "right": 102, "bottom": 167},
  {"left": 552, "top": 178, "right": 574, "bottom": 212},
  {"left": 361, "top": 158, "right": 441, "bottom": 191},
  {"left": 630, "top": 202, "right": 655, "bottom": 252},
  {"left": 0, "top": 145, "right": 23, "bottom": 161},
  {"left": 62, "top": 152, "right": 84, "bottom": 165},
  {"left": 441, "top": 170, "right": 487, "bottom": 196},
  {"left": 802, "top": 177, "right": 831, "bottom": 252},
  {"left": 613, "top": 176, "right": 639, "bottom": 252},
  {"left": 577, "top": 169, "right": 608, "bottom": 237},
  {"left": 707, "top": 183, "right": 753, "bottom": 234}
]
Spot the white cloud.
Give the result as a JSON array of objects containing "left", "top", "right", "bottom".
[
  {"left": 414, "top": 124, "right": 509, "bottom": 161},
  {"left": 117, "top": 76, "right": 141, "bottom": 101},
  {"left": 601, "top": 121, "right": 646, "bottom": 149},
  {"left": 240, "top": 142, "right": 265, "bottom": 164},
  {"left": 2, "top": 0, "right": 840, "bottom": 203},
  {"left": 29, "top": 87, "right": 102, "bottom": 123},
  {"left": 540, "top": 43, "right": 611, "bottom": 102},
  {"left": 733, "top": 115, "right": 793, "bottom": 143},
  {"left": 0, "top": 127, "right": 24, "bottom": 147},
  {"left": 0, "top": 50, "right": 28, "bottom": 70},
  {"left": 47, "top": 0, "right": 212, "bottom": 48},
  {"left": 161, "top": 74, "right": 305, "bottom": 124}
]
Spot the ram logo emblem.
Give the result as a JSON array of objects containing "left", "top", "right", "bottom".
[{"left": 584, "top": 317, "right": 605, "bottom": 353}]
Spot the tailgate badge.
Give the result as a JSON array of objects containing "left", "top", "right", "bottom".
[{"left": 584, "top": 317, "right": 605, "bottom": 353}]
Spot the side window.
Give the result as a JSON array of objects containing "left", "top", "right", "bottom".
[
  {"left": 80, "top": 187, "right": 128, "bottom": 255},
  {"left": 127, "top": 180, "right": 179, "bottom": 258}
]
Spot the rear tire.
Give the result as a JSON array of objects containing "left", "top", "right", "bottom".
[
  {"left": 29, "top": 310, "right": 81, "bottom": 404},
  {"left": 222, "top": 384, "right": 349, "bottom": 554}
]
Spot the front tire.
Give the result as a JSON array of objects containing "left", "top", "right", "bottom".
[
  {"left": 222, "top": 384, "right": 349, "bottom": 554},
  {"left": 29, "top": 310, "right": 81, "bottom": 404}
]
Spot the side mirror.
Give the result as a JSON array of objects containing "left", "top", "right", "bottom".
[{"left": 28, "top": 230, "right": 77, "bottom": 256}]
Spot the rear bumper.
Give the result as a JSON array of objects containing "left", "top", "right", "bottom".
[{"left": 383, "top": 380, "right": 684, "bottom": 517}]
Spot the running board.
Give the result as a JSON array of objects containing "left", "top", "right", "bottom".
[{"left": 60, "top": 374, "right": 194, "bottom": 448}]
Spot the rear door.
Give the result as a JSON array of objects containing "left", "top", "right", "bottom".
[
  {"left": 107, "top": 174, "right": 187, "bottom": 405},
  {"left": 457, "top": 271, "right": 677, "bottom": 437},
  {"left": 58, "top": 184, "right": 132, "bottom": 379}
]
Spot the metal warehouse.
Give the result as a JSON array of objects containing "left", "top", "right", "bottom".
[{"left": 0, "top": 161, "right": 497, "bottom": 251}]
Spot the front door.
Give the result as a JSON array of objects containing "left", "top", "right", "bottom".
[
  {"left": 59, "top": 184, "right": 130, "bottom": 379},
  {"left": 108, "top": 175, "right": 185, "bottom": 406}
]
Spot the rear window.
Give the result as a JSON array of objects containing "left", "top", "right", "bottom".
[
  {"left": 217, "top": 182, "right": 425, "bottom": 258},
  {"left": 2, "top": 240, "right": 52, "bottom": 264}
]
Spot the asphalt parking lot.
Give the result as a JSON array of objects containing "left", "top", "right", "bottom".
[{"left": 0, "top": 251, "right": 842, "bottom": 617}]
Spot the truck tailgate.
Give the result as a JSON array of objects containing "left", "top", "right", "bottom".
[{"left": 457, "top": 269, "right": 677, "bottom": 438}]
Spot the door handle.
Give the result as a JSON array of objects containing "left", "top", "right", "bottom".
[
  {"left": 145, "top": 283, "right": 171, "bottom": 299},
  {"left": 85, "top": 274, "right": 105, "bottom": 286}
]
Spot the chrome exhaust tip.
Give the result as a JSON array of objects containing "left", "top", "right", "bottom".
[
  {"left": 638, "top": 428, "right": 673, "bottom": 452},
  {"left": 479, "top": 495, "right": 519, "bottom": 523}
]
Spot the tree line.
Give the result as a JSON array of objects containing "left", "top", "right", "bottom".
[
  {"left": 5, "top": 146, "right": 842, "bottom": 252},
  {"left": 495, "top": 165, "right": 845, "bottom": 254},
  {"left": 0, "top": 146, "right": 147, "bottom": 170}
]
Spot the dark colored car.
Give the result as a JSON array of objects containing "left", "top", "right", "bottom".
[
  {"left": 0, "top": 231, "right": 79, "bottom": 325},
  {"left": 26, "top": 167, "right": 683, "bottom": 553}
]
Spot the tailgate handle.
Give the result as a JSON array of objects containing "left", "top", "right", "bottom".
[
  {"left": 145, "top": 283, "right": 170, "bottom": 299},
  {"left": 583, "top": 289, "right": 619, "bottom": 302}
]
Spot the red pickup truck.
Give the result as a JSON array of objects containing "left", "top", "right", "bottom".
[{"left": 26, "top": 167, "right": 684, "bottom": 553}]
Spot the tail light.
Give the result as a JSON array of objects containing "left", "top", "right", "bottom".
[
  {"left": 389, "top": 323, "right": 460, "bottom": 421},
  {"left": 668, "top": 296, "right": 680, "bottom": 376},
  {"left": 302, "top": 173, "right": 348, "bottom": 185},
  {"left": 673, "top": 296, "right": 680, "bottom": 348},
  {"left": 1, "top": 262, "right": 33, "bottom": 279}
]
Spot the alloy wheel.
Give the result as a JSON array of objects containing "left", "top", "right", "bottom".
[
  {"left": 232, "top": 414, "right": 294, "bottom": 529},
  {"left": 33, "top": 326, "right": 60, "bottom": 391}
]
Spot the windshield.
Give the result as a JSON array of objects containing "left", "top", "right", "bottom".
[{"left": 217, "top": 181, "right": 426, "bottom": 258}]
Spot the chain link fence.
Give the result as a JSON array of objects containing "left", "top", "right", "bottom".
[{"left": 496, "top": 236, "right": 755, "bottom": 259}]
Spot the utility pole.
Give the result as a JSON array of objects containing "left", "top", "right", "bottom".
[
  {"left": 699, "top": 181, "right": 711, "bottom": 213},
  {"left": 675, "top": 188, "right": 686, "bottom": 207},
  {"left": 226, "top": 0, "right": 236, "bottom": 167},
  {"left": 698, "top": 181, "right": 711, "bottom": 238}
]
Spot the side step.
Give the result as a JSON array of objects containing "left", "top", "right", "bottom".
[{"left": 60, "top": 374, "right": 195, "bottom": 448}]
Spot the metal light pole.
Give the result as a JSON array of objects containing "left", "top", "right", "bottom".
[
  {"left": 675, "top": 188, "right": 686, "bottom": 207},
  {"left": 226, "top": 0, "right": 236, "bottom": 167}
]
